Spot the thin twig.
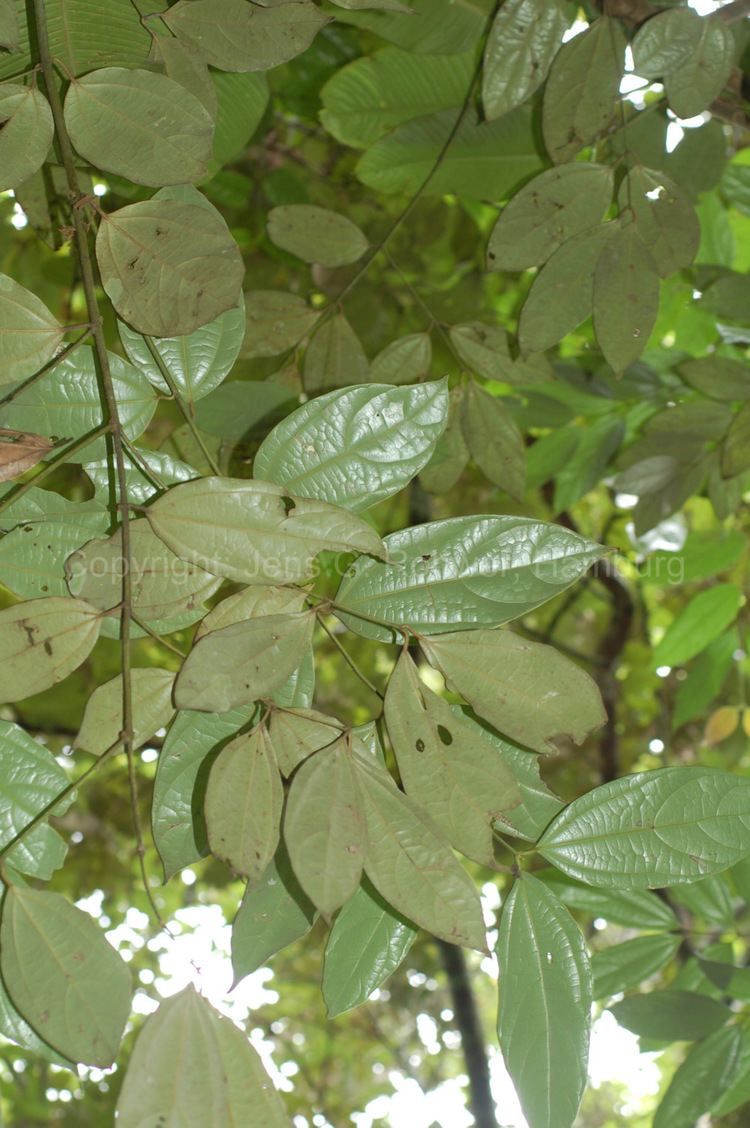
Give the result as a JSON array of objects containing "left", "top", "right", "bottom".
[
  {"left": 142, "top": 336, "right": 221, "bottom": 475},
  {"left": 316, "top": 612, "right": 383, "bottom": 700},
  {"left": 32, "top": 0, "right": 161, "bottom": 931}
]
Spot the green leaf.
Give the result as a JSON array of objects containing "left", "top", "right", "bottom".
[
  {"left": 284, "top": 735, "right": 366, "bottom": 915},
  {"left": 0, "top": 344, "right": 156, "bottom": 460},
  {"left": 370, "top": 333, "right": 432, "bottom": 385},
  {"left": 66, "top": 518, "right": 220, "bottom": 632},
  {"left": 152, "top": 705, "right": 257, "bottom": 880},
  {"left": 420, "top": 387, "right": 469, "bottom": 493},
  {"left": 254, "top": 379, "right": 448, "bottom": 511},
  {"left": 354, "top": 750, "right": 487, "bottom": 950},
  {"left": 331, "top": 0, "right": 488, "bottom": 55},
  {"left": 664, "top": 17, "right": 735, "bottom": 119},
  {"left": 196, "top": 585, "right": 307, "bottom": 639},
  {"left": 649, "top": 530, "right": 746, "bottom": 585},
  {"left": 323, "top": 879, "right": 417, "bottom": 1017},
  {"left": 175, "top": 610, "right": 315, "bottom": 713},
  {"left": 303, "top": 313, "right": 369, "bottom": 394},
  {"left": 205, "top": 726, "right": 283, "bottom": 881},
  {"left": 652, "top": 583, "right": 742, "bottom": 668},
  {"left": 654, "top": 1023, "right": 744, "bottom": 1128},
  {"left": 679, "top": 356, "right": 750, "bottom": 402},
  {"left": 0, "top": 491, "right": 109, "bottom": 600},
  {"left": 118, "top": 302, "right": 245, "bottom": 406},
  {"left": 592, "top": 934, "right": 681, "bottom": 1000},
  {"left": 84, "top": 447, "right": 199, "bottom": 506},
  {"left": 487, "top": 163, "right": 614, "bottom": 272},
  {"left": 0, "top": 85, "right": 54, "bottom": 192},
  {"left": 150, "top": 34, "right": 217, "bottom": 118},
  {"left": 518, "top": 224, "right": 615, "bottom": 354},
  {"left": 232, "top": 844, "right": 316, "bottom": 984},
  {"left": 526, "top": 426, "right": 580, "bottom": 491},
  {"left": 497, "top": 874, "right": 592, "bottom": 1128},
  {"left": 538, "top": 766, "right": 750, "bottom": 888},
  {"left": 618, "top": 167, "right": 700, "bottom": 278},
  {"left": 0, "top": 719, "right": 70, "bottom": 880},
  {"left": 267, "top": 205, "right": 368, "bottom": 267},
  {"left": 631, "top": 8, "right": 704, "bottom": 79},
  {"left": 211, "top": 71, "right": 269, "bottom": 168},
  {"left": 75, "top": 668, "right": 176, "bottom": 756},
  {"left": 420, "top": 628, "right": 606, "bottom": 754},
  {"left": 542, "top": 18, "right": 625, "bottom": 164},
  {"left": 672, "top": 873, "right": 735, "bottom": 926},
  {"left": 329, "top": 0, "right": 413, "bottom": 10},
  {"left": 482, "top": 0, "right": 568, "bottom": 120},
  {"left": 163, "top": 0, "right": 327, "bottom": 72},
  {"left": 357, "top": 105, "right": 544, "bottom": 201},
  {"left": 115, "top": 986, "right": 289, "bottom": 1127},
  {"left": 0, "top": 275, "right": 62, "bottom": 387},
  {"left": 146, "top": 476, "right": 384, "bottom": 585},
  {"left": 0, "top": 0, "right": 151, "bottom": 82},
  {"left": 95, "top": 197, "right": 244, "bottom": 337},
  {"left": 673, "top": 629, "right": 738, "bottom": 730},
  {"left": 64, "top": 67, "right": 213, "bottom": 187},
  {"left": 535, "top": 869, "right": 678, "bottom": 930},
  {"left": 0, "top": 0, "right": 18, "bottom": 50},
  {"left": 461, "top": 381, "right": 525, "bottom": 499},
  {"left": 336, "top": 515, "right": 604, "bottom": 642},
  {"left": 554, "top": 416, "right": 624, "bottom": 510},
  {"left": 698, "top": 272, "right": 750, "bottom": 325},
  {"left": 0, "top": 974, "right": 72, "bottom": 1067},
  {"left": 0, "top": 596, "right": 101, "bottom": 705},
  {"left": 610, "top": 989, "right": 729, "bottom": 1041},
  {"left": 242, "top": 291, "right": 318, "bottom": 358},
  {"left": 320, "top": 46, "right": 474, "bottom": 149},
  {"left": 194, "top": 375, "right": 294, "bottom": 442},
  {"left": 723, "top": 403, "right": 750, "bottom": 477},
  {"left": 0, "top": 886, "right": 131, "bottom": 1067},
  {"left": 713, "top": 1028, "right": 750, "bottom": 1116},
  {"left": 385, "top": 651, "right": 520, "bottom": 864},
  {"left": 267, "top": 707, "right": 343, "bottom": 777},
  {"left": 699, "top": 958, "right": 750, "bottom": 999},
  {"left": 593, "top": 223, "right": 660, "bottom": 372}
]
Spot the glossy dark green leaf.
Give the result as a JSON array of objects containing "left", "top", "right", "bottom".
[
  {"left": 303, "top": 313, "right": 369, "bottom": 394},
  {"left": 672, "top": 629, "right": 738, "bottom": 731},
  {"left": 232, "top": 844, "right": 316, "bottom": 985},
  {"left": 542, "top": 18, "right": 625, "bottom": 164},
  {"left": 0, "top": 720, "right": 70, "bottom": 880},
  {"left": 664, "top": 17, "right": 735, "bottom": 119},
  {"left": 267, "top": 205, "right": 368, "bottom": 267},
  {"left": 592, "top": 934, "right": 680, "bottom": 1000},
  {"left": 323, "top": 879, "right": 417, "bottom": 1017},
  {"left": 497, "top": 874, "right": 592, "bottom": 1128},
  {"left": 0, "top": 596, "right": 101, "bottom": 704},
  {"left": 593, "top": 223, "right": 660, "bottom": 372},
  {"left": 482, "top": 0, "right": 568, "bottom": 120},
  {"left": 610, "top": 989, "right": 729, "bottom": 1041},
  {"left": 652, "top": 583, "right": 742, "bottom": 667},
  {"left": 538, "top": 767, "right": 750, "bottom": 888},
  {"left": 146, "top": 476, "right": 385, "bottom": 585},
  {"left": 461, "top": 381, "right": 525, "bottom": 499},
  {"left": 0, "top": 886, "right": 132, "bottom": 1067},
  {"left": 713, "top": 1027, "right": 750, "bottom": 1117},
  {"left": 205, "top": 726, "right": 283, "bottom": 881},
  {"left": 255, "top": 379, "right": 448, "bottom": 511},
  {"left": 284, "top": 736, "right": 365, "bottom": 915},
  {"left": 353, "top": 751, "right": 487, "bottom": 951},
  {"left": 336, "top": 515, "right": 605, "bottom": 642},
  {"left": 488, "top": 163, "right": 614, "bottom": 272},
  {"left": 535, "top": 869, "right": 677, "bottom": 929},
  {"left": 115, "top": 986, "right": 289, "bottom": 1127},
  {"left": 96, "top": 197, "right": 244, "bottom": 337},
  {"left": 163, "top": 0, "right": 328, "bottom": 72},
  {"left": 0, "top": 85, "right": 54, "bottom": 191},
  {"left": 654, "top": 1023, "right": 744, "bottom": 1128},
  {"left": 421, "top": 628, "right": 606, "bottom": 754},
  {"left": 152, "top": 705, "right": 257, "bottom": 880},
  {"left": 631, "top": 8, "right": 703, "bottom": 79},
  {"left": 118, "top": 301, "right": 245, "bottom": 405},
  {"left": 385, "top": 651, "right": 520, "bottom": 865},
  {"left": 64, "top": 67, "right": 213, "bottom": 186}
]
